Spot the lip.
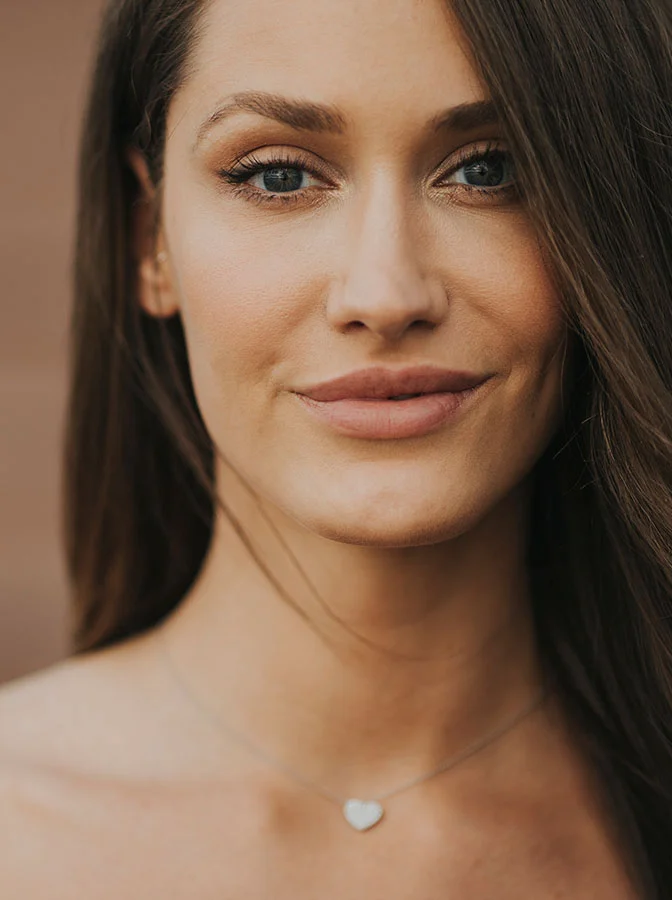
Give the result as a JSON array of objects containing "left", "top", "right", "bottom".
[
  {"left": 294, "top": 365, "right": 489, "bottom": 402},
  {"left": 294, "top": 379, "right": 492, "bottom": 440}
]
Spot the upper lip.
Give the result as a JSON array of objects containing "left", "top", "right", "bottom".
[{"left": 295, "top": 366, "right": 490, "bottom": 401}]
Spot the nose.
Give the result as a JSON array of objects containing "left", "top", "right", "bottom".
[{"left": 326, "top": 179, "right": 447, "bottom": 342}]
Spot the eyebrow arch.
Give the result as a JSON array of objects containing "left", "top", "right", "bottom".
[{"left": 193, "top": 91, "right": 500, "bottom": 149}]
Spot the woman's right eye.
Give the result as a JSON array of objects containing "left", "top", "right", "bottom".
[{"left": 218, "top": 151, "right": 328, "bottom": 208}]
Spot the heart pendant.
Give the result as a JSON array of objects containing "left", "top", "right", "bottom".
[{"left": 342, "top": 799, "right": 384, "bottom": 831}]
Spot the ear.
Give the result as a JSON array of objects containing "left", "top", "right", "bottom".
[{"left": 125, "top": 147, "right": 179, "bottom": 317}]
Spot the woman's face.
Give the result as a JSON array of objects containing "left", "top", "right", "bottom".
[{"left": 139, "top": 0, "right": 568, "bottom": 546}]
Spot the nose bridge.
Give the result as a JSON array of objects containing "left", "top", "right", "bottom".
[{"left": 327, "top": 171, "right": 445, "bottom": 339}]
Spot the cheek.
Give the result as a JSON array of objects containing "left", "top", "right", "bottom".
[
  {"left": 466, "top": 217, "right": 565, "bottom": 365},
  {"left": 444, "top": 215, "right": 569, "bottom": 475},
  {"left": 457, "top": 215, "right": 567, "bottom": 416},
  {"left": 161, "top": 191, "right": 311, "bottom": 436}
]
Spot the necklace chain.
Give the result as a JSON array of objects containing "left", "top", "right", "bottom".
[{"left": 154, "top": 626, "right": 549, "bottom": 808}]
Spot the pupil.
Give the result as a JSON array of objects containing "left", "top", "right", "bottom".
[{"left": 263, "top": 167, "right": 303, "bottom": 193}]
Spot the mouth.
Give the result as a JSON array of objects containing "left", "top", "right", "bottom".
[{"left": 295, "top": 381, "right": 490, "bottom": 440}]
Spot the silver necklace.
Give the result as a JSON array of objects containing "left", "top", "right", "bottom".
[{"left": 155, "top": 628, "right": 549, "bottom": 832}]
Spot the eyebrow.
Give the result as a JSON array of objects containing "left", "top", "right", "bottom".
[{"left": 193, "top": 91, "right": 500, "bottom": 149}]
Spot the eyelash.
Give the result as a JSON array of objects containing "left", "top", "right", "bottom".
[{"left": 217, "top": 140, "right": 519, "bottom": 208}]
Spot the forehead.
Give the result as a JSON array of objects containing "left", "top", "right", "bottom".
[{"left": 170, "top": 0, "right": 486, "bottom": 140}]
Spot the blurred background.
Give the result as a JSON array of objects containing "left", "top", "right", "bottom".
[{"left": 1, "top": 0, "right": 106, "bottom": 684}]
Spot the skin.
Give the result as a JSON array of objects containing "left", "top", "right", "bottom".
[{"left": 0, "top": 0, "right": 638, "bottom": 896}]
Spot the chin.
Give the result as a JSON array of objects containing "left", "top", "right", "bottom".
[{"left": 284, "top": 476, "right": 484, "bottom": 548}]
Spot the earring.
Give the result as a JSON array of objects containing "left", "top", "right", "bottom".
[{"left": 156, "top": 251, "right": 168, "bottom": 264}]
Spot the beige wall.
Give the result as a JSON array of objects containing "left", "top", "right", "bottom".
[{"left": 1, "top": 0, "right": 106, "bottom": 684}]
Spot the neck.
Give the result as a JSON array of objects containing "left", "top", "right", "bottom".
[{"left": 158, "top": 463, "right": 549, "bottom": 796}]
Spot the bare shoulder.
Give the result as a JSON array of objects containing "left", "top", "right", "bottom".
[
  {"left": 0, "top": 631, "right": 190, "bottom": 896},
  {"left": 0, "top": 654, "right": 98, "bottom": 763},
  {"left": 0, "top": 630, "right": 161, "bottom": 772},
  {"left": 0, "top": 625, "right": 202, "bottom": 853},
  {"left": 0, "top": 650, "right": 115, "bottom": 894},
  {"left": 0, "top": 638, "right": 273, "bottom": 899},
  {"left": 0, "top": 624, "right": 237, "bottom": 802},
  {"left": 0, "top": 632, "right": 157, "bottom": 825}
]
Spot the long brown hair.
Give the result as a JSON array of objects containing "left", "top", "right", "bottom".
[{"left": 65, "top": 0, "right": 672, "bottom": 894}]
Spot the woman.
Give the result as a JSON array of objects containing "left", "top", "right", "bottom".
[{"left": 0, "top": 0, "right": 670, "bottom": 895}]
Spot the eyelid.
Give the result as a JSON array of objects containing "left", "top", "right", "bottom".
[
  {"left": 222, "top": 139, "right": 506, "bottom": 178},
  {"left": 434, "top": 140, "right": 510, "bottom": 180},
  {"left": 223, "top": 147, "right": 336, "bottom": 183}
]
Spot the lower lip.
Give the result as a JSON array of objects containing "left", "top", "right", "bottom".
[{"left": 294, "top": 382, "right": 489, "bottom": 439}]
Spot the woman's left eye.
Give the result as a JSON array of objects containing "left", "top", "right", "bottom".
[{"left": 218, "top": 142, "right": 518, "bottom": 208}]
